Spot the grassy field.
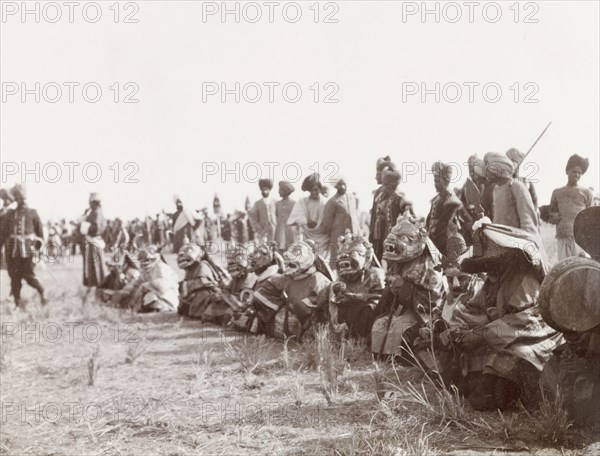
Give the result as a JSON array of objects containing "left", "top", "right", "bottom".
[{"left": 1, "top": 228, "right": 598, "bottom": 455}]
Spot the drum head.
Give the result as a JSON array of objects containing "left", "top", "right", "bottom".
[{"left": 574, "top": 206, "right": 600, "bottom": 261}]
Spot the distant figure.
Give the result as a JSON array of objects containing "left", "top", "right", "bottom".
[
  {"left": 484, "top": 153, "right": 539, "bottom": 235},
  {"left": 426, "top": 162, "right": 463, "bottom": 256},
  {"left": 78, "top": 192, "right": 107, "bottom": 298},
  {"left": 0, "top": 184, "right": 46, "bottom": 307},
  {"left": 171, "top": 195, "right": 196, "bottom": 253},
  {"left": 548, "top": 154, "right": 594, "bottom": 260},
  {"left": 248, "top": 179, "right": 277, "bottom": 242},
  {"left": 319, "top": 177, "right": 360, "bottom": 261},
  {"left": 275, "top": 181, "right": 296, "bottom": 250}
]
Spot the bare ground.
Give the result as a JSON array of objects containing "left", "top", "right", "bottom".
[{"left": 1, "top": 230, "right": 598, "bottom": 455}]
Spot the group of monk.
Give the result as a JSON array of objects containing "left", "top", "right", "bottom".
[{"left": 0, "top": 149, "right": 597, "bottom": 417}]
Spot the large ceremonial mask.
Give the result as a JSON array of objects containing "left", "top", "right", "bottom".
[
  {"left": 336, "top": 230, "right": 374, "bottom": 279},
  {"left": 383, "top": 213, "right": 428, "bottom": 263},
  {"left": 226, "top": 243, "right": 249, "bottom": 277},
  {"left": 138, "top": 246, "right": 161, "bottom": 271},
  {"left": 177, "top": 242, "right": 203, "bottom": 269},
  {"left": 283, "top": 241, "right": 316, "bottom": 278},
  {"left": 248, "top": 242, "right": 281, "bottom": 272}
]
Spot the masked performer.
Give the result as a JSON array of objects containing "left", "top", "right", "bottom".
[
  {"left": 249, "top": 240, "right": 331, "bottom": 339},
  {"left": 135, "top": 245, "right": 179, "bottom": 313},
  {"left": 228, "top": 241, "right": 286, "bottom": 332},
  {"left": 329, "top": 230, "right": 385, "bottom": 340},
  {"left": 177, "top": 240, "right": 232, "bottom": 324},
  {"left": 371, "top": 214, "right": 446, "bottom": 357},
  {"left": 440, "top": 221, "right": 562, "bottom": 410}
]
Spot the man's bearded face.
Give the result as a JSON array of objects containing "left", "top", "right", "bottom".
[{"left": 260, "top": 187, "right": 271, "bottom": 198}]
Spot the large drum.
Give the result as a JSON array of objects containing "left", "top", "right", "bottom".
[{"left": 539, "top": 256, "right": 600, "bottom": 333}]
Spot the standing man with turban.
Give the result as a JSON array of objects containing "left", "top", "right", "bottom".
[
  {"left": 287, "top": 173, "right": 330, "bottom": 255},
  {"left": 506, "top": 148, "right": 540, "bottom": 223},
  {"left": 249, "top": 179, "right": 276, "bottom": 243},
  {"left": 371, "top": 169, "right": 414, "bottom": 261},
  {"left": 78, "top": 192, "right": 107, "bottom": 298},
  {"left": 171, "top": 195, "right": 197, "bottom": 253},
  {"left": 548, "top": 154, "right": 594, "bottom": 260},
  {"left": 0, "top": 184, "right": 46, "bottom": 307},
  {"left": 369, "top": 157, "right": 396, "bottom": 248},
  {"left": 459, "top": 155, "right": 487, "bottom": 244},
  {"left": 319, "top": 177, "right": 360, "bottom": 262},
  {"left": 484, "top": 152, "right": 539, "bottom": 235},
  {"left": 275, "top": 181, "right": 296, "bottom": 250},
  {"left": 426, "top": 162, "right": 463, "bottom": 256}
]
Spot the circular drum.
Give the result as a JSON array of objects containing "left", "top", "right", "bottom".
[
  {"left": 574, "top": 206, "right": 600, "bottom": 261},
  {"left": 539, "top": 257, "right": 600, "bottom": 333}
]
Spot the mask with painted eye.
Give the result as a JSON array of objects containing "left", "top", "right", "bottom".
[
  {"left": 383, "top": 214, "right": 427, "bottom": 263},
  {"left": 283, "top": 242, "right": 315, "bottom": 277},
  {"left": 139, "top": 246, "right": 161, "bottom": 271},
  {"left": 226, "top": 244, "right": 249, "bottom": 277},
  {"left": 336, "top": 230, "right": 373, "bottom": 278},
  {"left": 177, "top": 243, "right": 203, "bottom": 269},
  {"left": 248, "top": 244, "right": 275, "bottom": 272}
]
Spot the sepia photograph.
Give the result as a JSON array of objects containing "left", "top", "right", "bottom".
[{"left": 1, "top": 1, "right": 599, "bottom": 454}]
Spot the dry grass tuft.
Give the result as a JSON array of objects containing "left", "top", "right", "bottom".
[
  {"left": 87, "top": 346, "right": 101, "bottom": 386},
  {"left": 314, "top": 325, "right": 348, "bottom": 405},
  {"left": 125, "top": 337, "right": 153, "bottom": 364},
  {"left": 524, "top": 386, "right": 573, "bottom": 445},
  {"left": 0, "top": 339, "right": 11, "bottom": 371},
  {"left": 223, "top": 334, "right": 278, "bottom": 374}
]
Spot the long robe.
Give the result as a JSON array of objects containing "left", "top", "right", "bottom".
[
  {"left": 81, "top": 206, "right": 107, "bottom": 287},
  {"left": 249, "top": 198, "right": 276, "bottom": 242},
  {"left": 492, "top": 179, "right": 539, "bottom": 235},
  {"left": 287, "top": 195, "right": 330, "bottom": 257},
  {"left": 319, "top": 193, "right": 360, "bottom": 260},
  {"left": 275, "top": 197, "right": 296, "bottom": 250}
]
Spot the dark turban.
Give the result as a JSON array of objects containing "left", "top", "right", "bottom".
[
  {"left": 566, "top": 154, "right": 589, "bottom": 174},
  {"left": 484, "top": 152, "right": 515, "bottom": 179},
  {"left": 432, "top": 161, "right": 453, "bottom": 181},
  {"left": 301, "top": 173, "right": 322, "bottom": 192},
  {"left": 10, "top": 184, "right": 27, "bottom": 200},
  {"left": 258, "top": 179, "right": 273, "bottom": 190},
  {"left": 376, "top": 156, "right": 396, "bottom": 172},
  {"left": 278, "top": 181, "right": 295, "bottom": 194},
  {"left": 382, "top": 169, "right": 401, "bottom": 186}
]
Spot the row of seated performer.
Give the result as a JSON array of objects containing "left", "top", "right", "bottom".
[{"left": 98, "top": 212, "right": 563, "bottom": 412}]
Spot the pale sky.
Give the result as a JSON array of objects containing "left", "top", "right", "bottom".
[{"left": 1, "top": 0, "right": 598, "bottom": 221}]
